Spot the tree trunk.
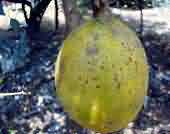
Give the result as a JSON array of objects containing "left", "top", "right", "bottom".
[
  {"left": 62, "top": 0, "right": 83, "bottom": 37},
  {"left": 27, "top": 0, "right": 52, "bottom": 33}
]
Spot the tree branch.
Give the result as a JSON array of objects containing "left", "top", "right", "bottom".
[
  {"left": 62, "top": 0, "right": 83, "bottom": 37},
  {"left": 27, "top": 0, "right": 52, "bottom": 33},
  {"left": 0, "top": 91, "right": 31, "bottom": 97},
  {"left": 55, "top": 0, "right": 59, "bottom": 29}
]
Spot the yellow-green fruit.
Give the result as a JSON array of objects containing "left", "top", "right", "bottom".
[{"left": 55, "top": 16, "right": 149, "bottom": 133}]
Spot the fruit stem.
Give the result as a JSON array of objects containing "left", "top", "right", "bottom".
[{"left": 91, "top": 0, "right": 109, "bottom": 18}]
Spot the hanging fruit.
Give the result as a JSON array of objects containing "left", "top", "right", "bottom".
[{"left": 55, "top": 0, "right": 149, "bottom": 133}]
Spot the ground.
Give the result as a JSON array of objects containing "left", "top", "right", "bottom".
[{"left": 0, "top": 5, "right": 170, "bottom": 134}]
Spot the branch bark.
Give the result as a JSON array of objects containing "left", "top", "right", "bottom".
[
  {"left": 62, "top": 0, "right": 83, "bottom": 37},
  {"left": 27, "top": 0, "right": 52, "bottom": 33},
  {"left": 55, "top": 0, "right": 59, "bottom": 30}
]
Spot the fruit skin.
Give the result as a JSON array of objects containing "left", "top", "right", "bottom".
[{"left": 55, "top": 16, "right": 149, "bottom": 133}]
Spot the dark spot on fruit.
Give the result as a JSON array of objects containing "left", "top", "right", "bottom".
[
  {"left": 113, "top": 73, "right": 121, "bottom": 89},
  {"left": 60, "top": 60, "right": 65, "bottom": 74},
  {"left": 129, "top": 56, "right": 133, "bottom": 63},
  {"left": 112, "top": 64, "right": 115, "bottom": 68},
  {"left": 93, "top": 33, "right": 100, "bottom": 41},
  {"left": 129, "top": 103, "right": 134, "bottom": 110},
  {"left": 88, "top": 67, "right": 95, "bottom": 72},
  {"left": 96, "top": 85, "right": 100, "bottom": 89},
  {"left": 88, "top": 61, "right": 91, "bottom": 65},
  {"left": 134, "top": 61, "right": 138, "bottom": 72},
  {"left": 76, "top": 107, "right": 81, "bottom": 113},
  {"left": 113, "top": 72, "right": 118, "bottom": 82},
  {"left": 128, "top": 90, "right": 133, "bottom": 96},
  {"left": 86, "top": 46, "right": 98, "bottom": 56},
  {"left": 92, "top": 77, "right": 97, "bottom": 81},
  {"left": 126, "top": 60, "right": 130, "bottom": 65},
  {"left": 121, "top": 42, "right": 127, "bottom": 48},
  {"left": 85, "top": 80, "right": 88, "bottom": 84},
  {"left": 106, "top": 56, "right": 109, "bottom": 59},
  {"left": 117, "top": 82, "right": 121, "bottom": 89},
  {"left": 100, "top": 65, "right": 104, "bottom": 70},
  {"left": 120, "top": 67, "right": 123, "bottom": 71},
  {"left": 104, "top": 120, "right": 113, "bottom": 128}
]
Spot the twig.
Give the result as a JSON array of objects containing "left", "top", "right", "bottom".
[
  {"left": 0, "top": 91, "right": 31, "bottom": 97},
  {"left": 137, "top": 0, "right": 144, "bottom": 41}
]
